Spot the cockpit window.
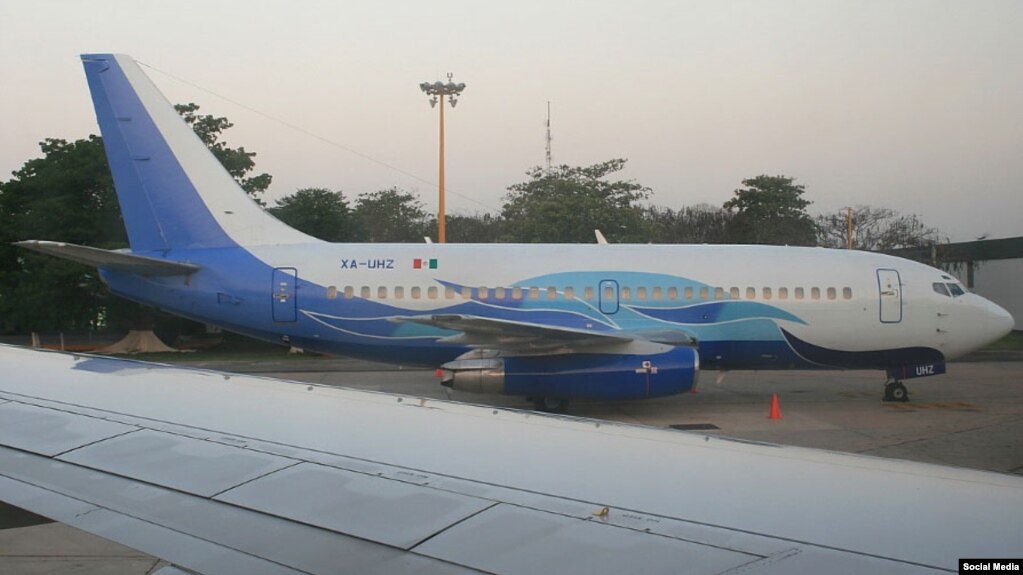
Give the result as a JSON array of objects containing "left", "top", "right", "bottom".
[
  {"left": 947, "top": 283, "right": 965, "bottom": 297},
  {"left": 932, "top": 282, "right": 951, "bottom": 297}
]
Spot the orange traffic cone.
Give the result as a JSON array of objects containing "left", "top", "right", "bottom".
[{"left": 768, "top": 393, "right": 782, "bottom": 420}]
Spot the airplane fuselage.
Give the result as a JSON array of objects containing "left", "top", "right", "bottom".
[{"left": 101, "top": 242, "right": 1009, "bottom": 374}]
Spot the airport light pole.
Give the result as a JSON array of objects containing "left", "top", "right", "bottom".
[{"left": 419, "top": 74, "right": 466, "bottom": 243}]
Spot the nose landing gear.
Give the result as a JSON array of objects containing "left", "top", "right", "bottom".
[{"left": 883, "top": 379, "right": 909, "bottom": 402}]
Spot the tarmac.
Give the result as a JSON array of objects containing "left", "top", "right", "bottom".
[{"left": 2, "top": 355, "right": 1022, "bottom": 574}]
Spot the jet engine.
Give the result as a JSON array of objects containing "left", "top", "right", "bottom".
[{"left": 441, "top": 346, "right": 699, "bottom": 400}]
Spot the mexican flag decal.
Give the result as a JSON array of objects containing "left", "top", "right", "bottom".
[{"left": 412, "top": 258, "right": 438, "bottom": 270}]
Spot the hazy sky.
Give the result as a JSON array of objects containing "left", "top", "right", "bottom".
[{"left": 2, "top": 0, "right": 1021, "bottom": 241}]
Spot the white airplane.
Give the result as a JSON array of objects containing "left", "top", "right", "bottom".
[
  {"left": 1, "top": 344, "right": 1022, "bottom": 574},
  {"left": 18, "top": 54, "right": 1014, "bottom": 411}
]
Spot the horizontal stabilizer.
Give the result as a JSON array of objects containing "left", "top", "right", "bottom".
[{"left": 15, "top": 240, "right": 199, "bottom": 276}]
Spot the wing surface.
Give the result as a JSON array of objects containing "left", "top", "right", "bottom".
[
  {"left": 16, "top": 240, "right": 199, "bottom": 276},
  {"left": 2, "top": 344, "right": 1021, "bottom": 574},
  {"left": 390, "top": 314, "right": 695, "bottom": 350}
]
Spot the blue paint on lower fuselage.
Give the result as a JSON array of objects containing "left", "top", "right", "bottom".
[{"left": 98, "top": 247, "right": 938, "bottom": 374}]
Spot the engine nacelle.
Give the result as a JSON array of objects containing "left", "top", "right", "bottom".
[{"left": 442, "top": 347, "right": 699, "bottom": 400}]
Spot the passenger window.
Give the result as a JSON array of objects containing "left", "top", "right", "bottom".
[
  {"left": 699, "top": 287, "right": 709, "bottom": 300},
  {"left": 811, "top": 287, "right": 821, "bottom": 300},
  {"left": 794, "top": 287, "right": 804, "bottom": 300},
  {"left": 512, "top": 287, "right": 523, "bottom": 300},
  {"left": 746, "top": 287, "right": 756, "bottom": 299},
  {"left": 444, "top": 286, "right": 455, "bottom": 299},
  {"left": 377, "top": 286, "right": 387, "bottom": 299},
  {"left": 603, "top": 285, "right": 614, "bottom": 300},
  {"left": 636, "top": 287, "right": 647, "bottom": 300},
  {"left": 683, "top": 287, "right": 693, "bottom": 300},
  {"left": 621, "top": 287, "right": 631, "bottom": 301},
  {"left": 411, "top": 286, "right": 421, "bottom": 299},
  {"left": 778, "top": 287, "right": 788, "bottom": 300},
  {"left": 584, "top": 287, "right": 594, "bottom": 301},
  {"left": 343, "top": 286, "right": 354, "bottom": 299},
  {"left": 564, "top": 287, "right": 575, "bottom": 299},
  {"left": 360, "top": 286, "right": 371, "bottom": 299},
  {"left": 478, "top": 287, "right": 489, "bottom": 299},
  {"left": 826, "top": 287, "right": 836, "bottom": 300},
  {"left": 763, "top": 287, "right": 772, "bottom": 300},
  {"left": 394, "top": 286, "right": 404, "bottom": 299},
  {"left": 651, "top": 287, "right": 662, "bottom": 300},
  {"left": 528, "top": 287, "right": 539, "bottom": 300},
  {"left": 495, "top": 287, "right": 506, "bottom": 300},
  {"left": 667, "top": 286, "right": 678, "bottom": 300},
  {"left": 546, "top": 286, "right": 557, "bottom": 300},
  {"left": 948, "top": 283, "right": 965, "bottom": 297},
  {"left": 729, "top": 287, "right": 740, "bottom": 299},
  {"left": 714, "top": 287, "right": 725, "bottom": 300},
  {"left": 326, "top": 286, "right": 338, "bottom": 300},
  {"left": 427, "top": 286, "right": 438, "bottom": 299},
  {"left": 842, "top": 287, "right": 852, "bottom": 300}
]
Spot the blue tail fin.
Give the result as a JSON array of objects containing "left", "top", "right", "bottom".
[{"left": 81, "top": 54, "right": 312, "bottom": 251}]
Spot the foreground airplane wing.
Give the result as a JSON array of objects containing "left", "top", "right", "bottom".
[{"left": 1, "top": 344, "right": 1020, "bottom": 574}]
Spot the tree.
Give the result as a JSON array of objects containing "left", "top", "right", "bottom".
[
  {"left": 816, "top": 206, "right": 944, "bottom": 251},
  {"left": 174, "top": 103, "right": 272, "bottom": 203},
  {"left": 353, "top": 187, "right": 430, "bottom": 242},
  {"left": 644, "top": 204, "right": 733, "bottom": 244},
  {"left": 501, "top": 159, "right": 650, "bottom": 243},
  {"left": 268, "top": 188, "right": 355, "bottom": 242},
  {"left": 426, "top": 213, "right": 504, "bottom": 243},
  {"left": 723, "top": 175, "right": 816, "bottom": 245},
  {"left": 0, "top": 104, "right": 273, "bottom": 333},
  {"left": 0, "top": 137, "right": 133, "bottom": 332}
]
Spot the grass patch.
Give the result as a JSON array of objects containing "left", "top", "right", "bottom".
[{"left": 984, "top": 331, "right": 1023, "bottom": 351}]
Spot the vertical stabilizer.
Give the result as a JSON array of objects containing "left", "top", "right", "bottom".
[{"left": 81, "top": 54, "right": 314, "bottom": 250}]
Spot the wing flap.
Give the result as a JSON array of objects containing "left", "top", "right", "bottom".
[{"left": 15, "top": 240, "right": 199, "bottom": 276}]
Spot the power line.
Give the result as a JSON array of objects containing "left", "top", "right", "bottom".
[{"left": 136, "top": 59, "right": 499, "bottom": 213}]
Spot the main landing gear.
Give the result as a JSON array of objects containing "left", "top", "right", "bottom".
[{"left": 883, "top": 379, "right": 909, "bottom": 402}]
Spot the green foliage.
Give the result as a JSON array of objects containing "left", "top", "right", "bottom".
[
  {"left": 431, "top": 213, "right": 505, "bottom": 243},
  {"left": 644, "top": 204, "right": 733, "bottom": 244},
  {"left": 723, "top": 175, "right": 816, "bottom": 245},
  {"left": 268, "top": 188, "right": 355, "bottom": 242},
  {"left": 0, "top": 137, "right": 134, "bottom": 331},
  {"left": 816, "top": 206, "right": 943, "bottom": 251},
  {"left": 501, "top": 159, "right": 649, "bottom": 243},
  {"left": 353, "top": 187, "right": 430, "bottom": 242},
  {"left": 174, "top": 103, "right": 272, "bottom": 203},
  {"left": 0, "top": 104, "right": 274, "bottom": 333}
]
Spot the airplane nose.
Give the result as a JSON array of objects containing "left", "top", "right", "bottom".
[{"left": 986, "top": 299, "right": 1015, "bottom": 342}]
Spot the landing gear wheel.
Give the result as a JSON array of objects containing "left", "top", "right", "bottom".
[
  {"left": 533, "top": 397, "right": 569, "bottom": 413},
  {"left": 883, "top": 381, "right": 909, "bottom": 402}
]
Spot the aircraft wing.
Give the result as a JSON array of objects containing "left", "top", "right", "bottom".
[
  {"left": 15, "top": 240, "right": 199, "bottom": 276},
  {"left": 2, "top": 344, "right": 1021, "bottom": 574},
  {"left": 391, "top": 314, "right": 696, "bottom": 350}
]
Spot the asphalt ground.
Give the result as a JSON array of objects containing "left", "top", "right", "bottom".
[{"left": 2, "top": 357, "right": 1022, "bottom": 573}]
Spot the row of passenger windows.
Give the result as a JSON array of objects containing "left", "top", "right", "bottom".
[{"left": 325, "top": 284, "right": 855, "bottom": 302}]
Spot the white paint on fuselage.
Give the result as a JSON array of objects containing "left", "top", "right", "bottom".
[{"left": 245, "top": 242, "right": 1013, "bottom": 360}]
